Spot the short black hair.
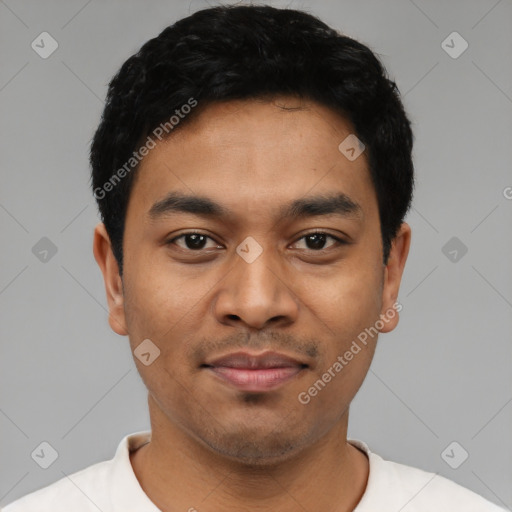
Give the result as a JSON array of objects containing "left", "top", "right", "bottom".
[{"left": 90, "top": 4, "right": 415, "bottom": 275}]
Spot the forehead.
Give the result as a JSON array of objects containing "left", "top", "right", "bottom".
[{"left": 128, "top": 96, "right": 377, "bottom": 224}]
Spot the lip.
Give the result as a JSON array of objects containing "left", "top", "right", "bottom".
[{"left": 202, "top": 351, "right": 308, "bottom": 392}]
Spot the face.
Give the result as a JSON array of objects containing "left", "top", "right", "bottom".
[{"left": 94, "top": 96, "right": 410, "bottom": 464}]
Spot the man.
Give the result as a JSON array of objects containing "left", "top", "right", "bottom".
[{"left": 4, "top": 4, "right": 506, "bottom": 511}]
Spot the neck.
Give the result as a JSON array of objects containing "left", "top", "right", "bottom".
[{"left": 130, "top": 397, "right": 369, "bottom": 512}]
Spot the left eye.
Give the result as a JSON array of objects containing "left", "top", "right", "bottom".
[
  {"left": 167, "top": 232, "right": 344, "bottom": 252},
  {"left": 292, "top": 232, "right": 344, "bottom": 251}
]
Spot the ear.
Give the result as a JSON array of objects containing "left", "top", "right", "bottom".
[
  {"left": 92, "top": 222, "right": 128, "bottom": 336},
  {"left": 379, "top": 222, "right": 411, "bottom": 333}
]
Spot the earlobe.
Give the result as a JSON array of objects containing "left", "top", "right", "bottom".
[
  {"left": 92, "top": 223, "right": 129, "bottom": 336},
  {"left": 379, "top": 222, "right": 411, "bottom": 334}
]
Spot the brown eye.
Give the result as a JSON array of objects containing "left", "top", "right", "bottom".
[
  {"left": 167, "top": 233, "right": 219, "bottom": 251},
  {"left": 293, "top": 232, "right": 346, "bottom": 251}
]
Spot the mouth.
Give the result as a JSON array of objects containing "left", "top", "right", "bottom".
[{"left": 201, "top": 351, "right": 308, "bottom": 392}]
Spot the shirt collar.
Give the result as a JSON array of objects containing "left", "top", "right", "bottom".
[
  {"left": 110, "top": 431, "right": 383, "bottom": 511},
  {"left": 109, "top": 430, "right": 160, "bottom": 512}
]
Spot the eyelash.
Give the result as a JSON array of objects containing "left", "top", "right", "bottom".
[{"left": 166, "top": 230, "right": 347, "bottom": 252}]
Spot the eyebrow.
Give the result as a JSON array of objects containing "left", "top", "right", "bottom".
[{"left": 148, "top": 191, "right": 363, "bottom": 222}]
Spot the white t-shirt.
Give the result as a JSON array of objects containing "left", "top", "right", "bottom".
[{"left": 3, "top": 430, "right": 506, "bottom": 512}]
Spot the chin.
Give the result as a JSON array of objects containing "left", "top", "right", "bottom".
[
  {"left": 195, "top": 419, "right": 311, "bottom": 466},
  {"left": 209, "top": 435, "right": 300, "bottom": 466}
]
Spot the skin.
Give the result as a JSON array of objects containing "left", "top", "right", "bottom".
[{"left": 93, "top": 96, "right": 411, "bottom": 512}]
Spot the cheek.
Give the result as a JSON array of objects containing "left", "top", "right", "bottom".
[
  {"left": 122, "top": 261, "right": 210, "bottom": 387},
  {"left": 298, "top": 259, "right": 381, "bottom": 389},
  {"left": 123, "top": 253, "right": 189, "bottom": 329},
  {"left": 303, "top": 261, "right": 382, "bottom": 335}
]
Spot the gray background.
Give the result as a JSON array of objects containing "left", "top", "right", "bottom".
[{"left": 1, "top": 0, "right": 511, "bottom": 509}]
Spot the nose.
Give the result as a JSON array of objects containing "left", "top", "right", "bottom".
[{"left": 212, "top": 244, "right": 299, "bottom": 331}]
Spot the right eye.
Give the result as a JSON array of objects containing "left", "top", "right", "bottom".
[{"left": 166, "top": 232, "right": 222, "bottom": 251}]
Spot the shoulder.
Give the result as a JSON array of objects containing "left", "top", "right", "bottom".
[
  {"left": 2, "top": 459, "right": 114, "bottom": 512},
  {"left": 2, "top": 431, "right": 152, "bottom": 512},
  {"left": 349, "top": 440, "right": 506, "bottom": 512},
  {"left": 385, "top": 458, "right": 505, "bottom": 511}
]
